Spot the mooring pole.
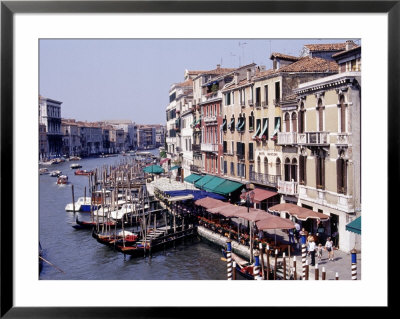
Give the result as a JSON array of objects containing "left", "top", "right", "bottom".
[
  {"left": 351, "top": 248, "right": 357, "bottom": 280},
  {"left": 315, "top": 263, "right": 319, "bottom": 280},
  {"left": 259, "top": 243, "right": 265, "bottom": 280},
  {"left": 226, "top": 239, "right": 233, "bottom": 280},
  {"left": 293, "top": 256, "right": 297, "bottom": 280}
]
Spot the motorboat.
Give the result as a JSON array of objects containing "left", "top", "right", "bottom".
[
  {"left": 57, "top": 175, "right": 68, "bottom": 185},
  {"left": 69, "top": 156, "right": 81, "bottom": 161},
  {"left": 39, "top": 168, "right": 49, "bottom": 175},
  {"left": 70, "top": 163, "right": 82, "bottom": 169},
  {"left": 65, "top": 197, "right": 92, "bottom": 212},
  {"left": 74, "top": 169, "right": 93, "bottom": 176},
  {"left": 50, "top": 170, "right": 62, "bottom": 177}
]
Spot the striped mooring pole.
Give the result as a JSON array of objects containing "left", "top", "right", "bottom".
[
  {"left": 305, "top": 260, "right": 309, "bottom": 280},
  {"left": 315, "top": 263, "right": 319, "bottom": 280},
  {"left": 293, "top": 256, "right": 297, "bottom": 280},
  {"left": 232, "top": 261, "right": 236, "bottom": 280},
  {"left": 351, "top": 248, "right": 357, "bottom": 280},
  {"left": 226, "top": 239, "right": 233, "bottom": 280},
  {"left": 282, "top": 252, "right": 286, "bottom": 280},
  {"left": 253, "top": 250, "right": 261, "bottom": 280},
  {"left": 301, "top": 243, "right": 307, "bottom": 280},
  {"left": 322, "top": 267, "right": 326, "bottom": 280},
  {"left": 335, "top": 272, "right": 339, "bottom": 280}
]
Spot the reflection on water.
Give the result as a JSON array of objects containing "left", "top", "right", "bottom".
[{"left": 39, "top": 151, "right": 229, "bottom": 280}]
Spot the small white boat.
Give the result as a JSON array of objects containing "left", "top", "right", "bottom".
[
  {"left": 50, "top": 170, "right": 62, "bottom": 177},
  {"left": 69, "top": 156, "right": 81, "bottom": 161},
  {"left": 109, "top": 203, "right": 136, "bottom": 220},
  {"left": 70, "top": 163, "right": 82, "bottom": 169},
  {"left": 39, "top": 168, "right": 49, "bottom": 175},
  {"left": 65, "top": 197, "right": 92, "bottom": 212}
]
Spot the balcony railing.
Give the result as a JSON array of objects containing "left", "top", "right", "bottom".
[
  {"left": 248, "top": 152, "right": 254, "bottom": 161},
  {"left": 235, "top": 151, "right": 245, "bottom": 159},
  {"left": 277, "top": 132, "right": 298, "bottom": 145},
  {"left": 262, "top": 101, "right": 268, "bottom": 108},
  {"left": 278, "top": 180, "right": 299, "bottom": 195},
  {"left": 248, "top": 99, "right": 254, "bottom": 106},
  {"left": 202, "top": 91, "right": 222, "bottom": 102},
  {"left": 192, "top": 144, "right": 201, "bottom": 152},
  {"left": 240, "top": 100, "right": 246, "bottom": 107},
  {"left": 297, "top": 132, "right": 329, "bottom": 146},
  {"left": 273, "top": 98, "right": 280, "bottom": 106},
  {"left": 255, "top": 101, "right": 261, "bottom": 108},
  {"left": 203, "top": 115, "right": 217, "bottom": 123},
  {"left": 201, "top": 143, "right": 218, "bottom": 152},
  {"left": 190, "top": 164, "right": 201, "bottom": 173},
  {"left": 249, "top": 171, "right": 281, "bottom": 187},
  {"left": 336, "top": 133, "right": 351, "bottom": 146}
]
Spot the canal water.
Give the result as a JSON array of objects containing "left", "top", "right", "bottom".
[{"left": 39, "top": 150, "right": 231, "bottom": 280}]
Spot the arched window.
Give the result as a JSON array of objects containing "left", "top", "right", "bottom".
[
  {"left": 249, "top": 111, "right": 254, "bottom": 131},
  {"left": 264, "top": 157, "right": 268, "bottom": 175},
  {"left": 291, "top": 113, "right": 297, "bottom": 133},
  {"left": 257, "top": 156, "right": 261, "bottom": 173},
  {"left": 284, "top": 112, "right": 290, "bottom": 132},
  {"left": 291, "top": 158, "right": 298, "bottom": 182},
  {"left": 337, "top": 151, "right": 347, "bottom": 194},
  {"left": 276, "top": 158, "right": 281, "bottom": 177},
  {"left": 284, "top": 158, "right": 291, "bottom": 181},
  {"left": 316, "top": 150, "right": 325, "bottom": 189}
]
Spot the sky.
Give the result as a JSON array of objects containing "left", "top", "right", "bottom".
[{"left": 39, "top": 38, "right": 359, "bottom": 125}]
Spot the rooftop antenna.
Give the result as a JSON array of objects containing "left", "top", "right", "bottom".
[
  {"left": 239, "top": 41, "right": 248, "bottom": 66},
  {"left": 230, "top": 52, "right": 237, "bottom": 67}
]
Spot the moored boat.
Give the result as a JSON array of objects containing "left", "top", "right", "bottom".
[
  {"left": 50, "top": 170, "right": 62, "bottom": 177},
  {"left": 39, "top": 168, "right": 49, "bottom": 175},
  {"left": 69, "top": 156, "right": 81, "bottom": 161},
  {"left": 74, "top": 169, "right": 93, "bottom": 176},
  {"left": 70, "top": 163, "right": 82, "bottom": 169},
  {"left": 65, "top": 197, "right": 92, "bottom": 212}
]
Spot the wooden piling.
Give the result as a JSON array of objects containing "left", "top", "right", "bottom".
[
  {"left": 283, "top": 252, "right": 286, "bottom": 280},
  {"left": 71, "top": 184, "right": 76, "bottom": 215},
  {"left": 266, "top": 245, "right": 270, "bottom": 280},
  {"left": 322, "top": 267, "right": 326, "bottom": 280},
  {"left": 232, "top": 261, "right": 236, "bottom": 280},
  {"left": 305, "top": 260, "right": 309, "bottom": 280},
  {"left": 315, "top": 264, "right": 319, "bottom": 280},
  {"left": 293, "top": 256, "right": 297, "bottom": 280},
  {"left": 273, "top": 249, "right": 278, "bottom": 280},
  {"left": 335, "top": 272, "right": 339, "bottom": 280},
  {"left": 259, "top": 243, "right": 265, "bottom": 280}
]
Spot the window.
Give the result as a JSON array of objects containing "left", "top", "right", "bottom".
[
  {"left": 339, "top": 95, "right": 346, "bottom": 133},
  {"left": 275, "top": 158, "right": 281, "bottom": 177},
  {"left": 257, "top": 156, "right": 261, "bottom": 173},
  {"left": 264, "top": 85, "right": 268, "bottom": 106},
  {"left": 255, "top": 87, "right": 261, "bottom": 106},
  {"left": 284, "top": 158, "right": 291, "bottom": 181},
  {"left": 291, "top": 113, "right": 297, "bottom": 132},
  {"left": 224, "top": 161, "right": 227, "bottom": 174},
  {"left": 264, "top": 157, "right": 268, "bottom": 175},
  {"left": 230, "top": 162, "right": 235, "bottom": 176},
  {"left": 337, "top": 153, "right": 347, "bottom": 194},
  {"left": 291, "top": 158, "right": 298, "bottom": 182},
  {"left": 248, "top": 143, "right": 254, "bottom": 161},
  {"left": 317, "top": 98, "right": 324, "bottom": 131},
  {"left": 223, "top": 141, "right": 227, "bottom": 153},
  {"left": 249, "top": 112, "right": 254, "bottom": 131},
  {"left": 299, "top": 102, "right": 305, "bottom": 133},
  {"left": 284, "top": 112, "right": 290, "bottom": 132},
  {"left": 275, "top": 82, "right": 280, "bottom": 102},
  {"left": 299, "top": 154, "right": 307, "bottom": 185},
  {"left": 316, "top": 151, "right": 325, "bottom": 189}
]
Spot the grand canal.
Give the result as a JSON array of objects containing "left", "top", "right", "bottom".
[{"left": 39, "top": 150, "right": 230, "bottom": 280}]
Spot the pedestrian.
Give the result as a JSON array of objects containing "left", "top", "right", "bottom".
[
  {"left": 325, "top": 237, "right": 334, "bottom": 261},
  {"left": 307, "top": 237, "right": 316, "bottom": 266},
  {"left": 288, "top": 228, "right": 295, "bottom": 244},
  {"left": 316, "top": 243, "right": 323, "bottom": 261}
]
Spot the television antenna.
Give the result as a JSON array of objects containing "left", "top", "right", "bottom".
[{"left": 239, "top": 41, "right": 248, "bottom": 66}]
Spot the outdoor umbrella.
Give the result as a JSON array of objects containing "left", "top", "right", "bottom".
[
  {"left": 255, "top": 213, "right": 295, "bottom": 230},
  {"left": 268, "top": 203, "right": 329, "bottom": 221}
]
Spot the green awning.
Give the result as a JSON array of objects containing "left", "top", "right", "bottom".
[
  {"left": 202, "top": 176, "right": 226, "bottom": 192},
  {"left": 252, "top": 123, "right": 261, "bottom": 138},
  {"left": 212, "top": 179, "right": 243, "bottom": 196},
  {"left": 143, "top": 165, "right": 164, "bottom": 174},
  {"left": 194, "top": 174, "right": 215, "bottom": 189},
  {"left": 259, "top": 121, "right": 268, "bottom": 138},
  {"left": 169, "top": 165, "right": 180, "bottom": 171},
  {"left": 270, "top": 118, "right": 281, "bottom": 138},
  {"left": 346, "top": 216, "right": 361, "bottom": 235},
  {"left": 184, "top": 173, "right": 202, "bottom": 184}
]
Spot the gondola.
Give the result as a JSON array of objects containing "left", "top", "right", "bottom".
[{"left": 72, "top": 216, "right": 116, "bottom": 230}]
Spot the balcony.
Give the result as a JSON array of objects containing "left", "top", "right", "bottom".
[
  {"left": 250, "top": 171, "right": 281, "bottom": 188},
  {"left": 202, "top": 91, "right": 222, "bottom": 102},
  {"left": 248, "top": 152, "right": 254, "bottom": 161},
  {"left": 336, "top": 133, "right": 351, "bottom": 146},
  {"left": 261, "top": 101, "right": 268, "bottom": 108},
  {"left": 203, "top": 115, "right": 217, "bottom": 123},
  {"left": 273, "top": 99, "right": 280, "bottom": 107},
  {"left": 248, "top": 99, "right": 254, "bottom": 106},
  {"left": 235, "top": 151, "right": 245, "bottom": 160},
  {"left": 201, "top": 143, "right": 218, "bottom": 153},
  {"left": 277, "top": 132, "right": 297, "bottom": 145},
  {"left": 278, "top": 180, "right": 298, "bottom": 195},
  {"left": 297, "top": 132, "right": 329, "bottom": 146},
  {"left": 190, "top": 164, "right": 201, "bottom": 173},
  {"left": 255, "top": 101, "right": 261, "bottom": 108},
  {"left": 192, "top": 144, "right": 201, "bottom": 152},
  {"left": 240, "top": 100, "right": 246, "bottom": 107}
]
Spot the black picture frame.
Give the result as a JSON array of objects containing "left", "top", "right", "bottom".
[{"left": 1, "top": 0, "right": 395, "bottom": 317}]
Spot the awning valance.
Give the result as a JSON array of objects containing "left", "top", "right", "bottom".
[
  {"left": 240, "top": 188, "right": 278, "bottom": 204},
  {"left": 268, "top": 203, "right": 329, "bottom": 221},
  {"left": 346, "top": 216, "right": 361, "bottom": 234}
]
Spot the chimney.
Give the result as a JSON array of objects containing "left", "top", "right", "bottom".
[
  {"left": 346, "top": 40, "right": 356, "bottom": 51},
  {"left": 217, "top": 64, "right": 221, "bottom": 69},
  {"left": 260, "top": 65, "right": 266, "bottom": 71},
  {"left": 247, "top": 69, "right": 251, "bottom": 81},
  {"left": 234, "top": 72, "right": 239, "bottom": 85}
]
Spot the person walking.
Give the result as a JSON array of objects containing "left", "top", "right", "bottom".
[
  {"left": 307, "top": 237, "right": 316, "bottom": 266},
  {"left": 325, "top": 237, "right": 334, "bottom": 261},
  {"left": 316, "top": 243, "right": 323, "bottom": 261}
]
